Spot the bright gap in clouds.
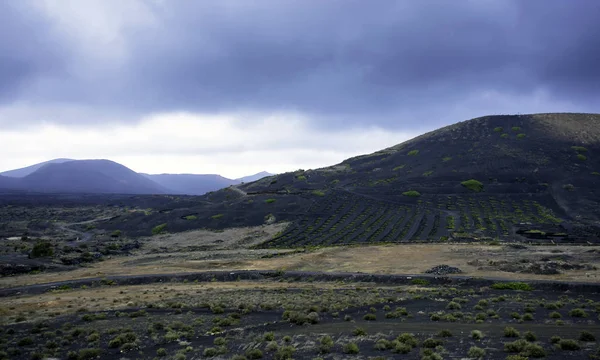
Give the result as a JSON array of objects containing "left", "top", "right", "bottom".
[{"left": 1, "top": 112, "right": 418, "bottom": 179}]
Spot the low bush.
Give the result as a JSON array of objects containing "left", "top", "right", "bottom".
[
  {"left": 491, "top": 282, "right": 533, "bottom": 291},
  {"left": 402, "top": 190, "right": 421, "bottom": 197},
  {"left": 504, "top": 327, "right": 520, "bottom": 338},
  {"left": 151, "top": 223, "right": 167, "bottom": 235},
  {"left": 468, "top": 346, "right": 486, "bottom": 359},
  {"left": 579, "top": 331, "right": 596, "bottom": 342},
  {"left": 461, "top": 179, "right": 484, "bottom": 192},
  {"left": 558, "top": 339, "right": 580, "bottom": 350},
  {"left": 569, "top": 308, "right": 588, "bottom": 318},
  {"left": 471, "top": 330, "right": 484, "bottom": 340},
  {"left": 343, "top": 342, "right": 359, "bottom": 354},
  {"left": 524, "top": 331, "right": 537, "bottom": 342}
]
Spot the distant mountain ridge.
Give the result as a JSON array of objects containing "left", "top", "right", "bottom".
[{"left": 0, "top": 159, "right": 273, "bottom": 195}]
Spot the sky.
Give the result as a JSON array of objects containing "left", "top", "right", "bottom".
[{"left": 1, "top": 1, "right": 599, "bottom": 178}]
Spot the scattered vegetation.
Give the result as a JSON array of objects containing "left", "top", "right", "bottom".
[
  {"left": 461, "top": 179, "right": 484, "bottom": 192},
  {"left": 491, "top": 282, "right": 533, "bottom": 291},
  {"left": 151, "top": 223, "right": 167, "bottom": 235},
  {"left": 402, "top": 190, "right": 421, "bottom": 197}
]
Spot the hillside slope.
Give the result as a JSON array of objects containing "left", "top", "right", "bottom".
[
  {"left": 142, "top": 173, "right": 238, "bottom": 195},
  {"left": 97, "top": 113, "right": 600, "bottom": 244},
  {"left": 0, "top": 158, "right": 73, "bottom": 177}
]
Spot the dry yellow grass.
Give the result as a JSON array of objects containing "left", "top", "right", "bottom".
[{"left": 2, "top": 244, "right": 599, "bottom": 289}]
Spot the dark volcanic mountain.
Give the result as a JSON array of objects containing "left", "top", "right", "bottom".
[
  {"left": 142, "top": 173, "right": 238, "bottom": 195},
  {"left": 1, "top": 159, "right": 274, "bottom": 195},
  {"left": 16, "top": 160, "right": 167, "bottom": 194},
  {"left": 0, "top": 158, "right": 73, "bottom": 177},
  {"left": 97, "top": 113, "right": 600, "bottom": 244}
]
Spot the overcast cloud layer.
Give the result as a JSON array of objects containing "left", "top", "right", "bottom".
[{"left": 1, "top": 0, "right": 599, "bottom": 177}]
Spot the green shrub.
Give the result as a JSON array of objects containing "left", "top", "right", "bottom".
[
  {"left": 363, "top": 313, "right": 376, "bottom": 321},
  {"left": 215, "top": 337, "right": 228, "bottom": 345},
  {"left": 504, "top": 339, "right": 528, "bottom": 353},
  {"left": 393, "top": 164, "right": 406, "bottom": 171},
  {"left": 394, "top": 342, "right": 412, "bottom": 354},
  {"left": 442, "top": 156, "right": 452, "bottom": 162},
  {"left": 407, "top": 150, "right": 419, "bottom": 156},
  {"left": 550, "top": 336, "right": 561, "bottom": 344},
  {"left": 352, "top": 327, "right": 366, "bottom": 336},
  {"left": 438, "top": 329, "right": 453, "bottom": 337},
  {"left": 471, "top": 330, "right": 483, "bottom": 340},
  {"left": 579, "top": 331, "right": 595, "bottom": 342},
  {"left": 211, "top": 214, "right": 224, "bottom": 219},
  {"left": 246, "top": 348, "right": 263, "bottom": 359},
  {"left": 491, "top": 282, "right": 533, "bottom": 291},
  {"left": 77, "top": 348, "right": 102, "bottom": 360},
  {"left": 504, "top": 327, "right": 520, "bottom": 338},
  {"left": 312, "top": 190, "right": 325, "bottom": 197},
  {"left": 558, "top": 339, "right": 580, "bottom": 350},
  {"left": 516, "top": 133, "right": 526, "bottom": 139},
  {"left": 422, "top": 338, "right": 443, "bottom": 348},
  {"left": 494, "top": 127, "right": 503, "bottom": 132},
  {"left": 569, "top": 308, "right": 588, "bottom": 318},
  {"left": 524, "top": 331, "right": 537, "bottom": 342},
  {"left": 264, "top": 199, "right": 276, "bottom": 204},
  {"left": 572, "top": 146, "right": 588, "bottom": 152},
  {"left": 204, "top": 347, "right": 218, "bottom": 357},
  {"left": 468, "top": 346, "right": 486, "bottom": 359},
  {"left": 343, "top": 342, "right": 359, "bottom": 354},
  {"left": 30, "top": 241, "right": 54, "bottom": 258},
  {"left": 522, "top": 343, "right": 546, "bottom": 357},
  {"left": 411, "top": 278, "right": 429, "bottom": 285},
  {"left": 549, "top": 311, "right": 561, "bottom": 319},
  {"left": 592, "top": 171, "right": 600, "bottom": 176},
  {"left": 274, "top": 346, "right": 295, "bottom": 360},
  {"left": 184, "top": 215, "right": 197, "bottom": 220},
  {"left": 397, "top": 333, "right": 418, "bottom": 348},
  {"left": 461, "top": 179, "right": 484, "bottom": 192},
  {"left": 577, "top": 154, "right": 587, "bottom": 161},
  {"left": 402, "top": 190, "right": 421, "bottom": 197},
  {"left": 152, "top": 223, "right": 167, "bottom": 235},
  {"left": 157, "top": 348, "right": 167, "bottom": 357},
  {"left": 505, "top": 356, "right": 529, "bottom": 360},
  {"left": 501, "top": 133, "right": 509, "bottom": 138},
  {"left": 512, "top": 126, "right": 521, "bottom": 132},
  {"left": 446, "top": 301, "right": 461, "bottom": 310}
]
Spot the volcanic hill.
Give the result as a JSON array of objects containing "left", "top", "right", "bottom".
[{"left": 98, "top": 113, "right": 600, "bottom": 245}]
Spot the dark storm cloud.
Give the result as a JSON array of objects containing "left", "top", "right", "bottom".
[
  {"left": 0, "top": 3, "right": 68, "bottom": 103},
  {"left": 0, "top": 0, "right": 599, "bottom": 128}
]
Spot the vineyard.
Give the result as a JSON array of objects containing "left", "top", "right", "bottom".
[{"left": 258, "top": 189, "right": 568, "bottom": 248}]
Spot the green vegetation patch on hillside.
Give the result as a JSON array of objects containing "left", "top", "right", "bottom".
[
  {"left": 402, "top": 190, "right": 421, "bottom": 197},
  {"left": 491, "top": 282, "right": 533, "bottom": 291},
  {"left": 571, "top": 146, "right": 588, "bottom": 153},
  {"left": 516, "top": 133, "right": 526, "bottom": 139},
  {"left": 493, "top": 127, "right": 503, "bottom": 133},
  {"left": 407, "top": 150, "right": 419, "bottom": 156},
  {"left": 151, "top": 223, "right": 167, "bottom": 235},
  {"left": 577, "top": 154, "right": 587, "bottom": 161},
  {"left": 511, "top": 126, "right": 521, "bottom": 132},
  {"left": 461, "top": 179, "right": 484, "bottom": 192}
]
